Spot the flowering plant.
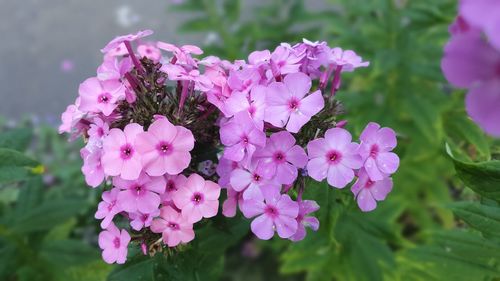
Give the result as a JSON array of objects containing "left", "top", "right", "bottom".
[{"left": 60, "top": 30, "right": 399, "bottom": 264}]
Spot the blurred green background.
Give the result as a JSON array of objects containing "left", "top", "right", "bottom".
[{"left": 1, "top": 0, "right": 500, "bottom": 280}]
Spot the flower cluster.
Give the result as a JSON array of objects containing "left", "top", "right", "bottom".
[
  {"left": 441, "top": 0, "right": 500, "bottom": 137},
  {"left": 213, "top": 40, "right": 399, "bottom": 241},
  {"left": 60, "top": 30, "right": 223, "bottom": 264},
  {"left": 60, "top": 30, "right": 400, "bottom": 263}
]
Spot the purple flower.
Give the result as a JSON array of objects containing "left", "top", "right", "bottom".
[
  {"left": 114, "top": 173, "right": 166, "bottom": 214},
  {"left": 241, "top": 186, "right": 299, "bottom": 240},
  {"left": 101, "top": 30, "right": 153, "bottom": 53},
  {"left": 460, "top": 0, "right": 500, "bottom": 51},
  {"left": 225, "top": 85, "right": 267, "bottom": 126},
  {"left": 78, "top": 77, "right": 124, "bottom": 116},
  {"left": 227, "top": 67, "right": 261, "bottom": 94},
  {"left": 265, "top": 72, "right": 324, "bottom": 133},
  {"left": 95, "top": 188, "right": 122, "bottom": 229},
  {"left": 269, "top": 45, "right": 303, "bottom": 77},
  {"left": 328, "top": 47, "right": 369, "bottom": 72},
  {"left": 222, "top": 186, "right": 243, "bottom": 217},
  {"left": 80, "top": 148, "right": 105, "bottom": 188},
  {"left": 253, "top": 131, "right": 308, "bottom": 185},
  {"left": 150, "top": 206, "right": 195, "bottom": 247},
  {"left": 359, "top": 122, "right": 399, "bottom": 181},
  {"left": 289, "top": 200, "right": 320, "bottom": 242},
  {"left": 98, "top": 222, "right": 130, "bottom": 264},
  {"left": 129, "top": 209, "right": 160, "bottom": 231},
  {"left": 230, "top": 161, "right": 278, "bottom": 201},
  {"left": 307, "top": 128, "right": 363, "bottom": 188},
  {"left": 216, "top": 158, "right": 240, "bottom": 188},
  {"left": 220, "top": 112, "right": 266, "bottom": 162},
  {"left": 351, "top": 169, "right": 393, "bottom": 212}
]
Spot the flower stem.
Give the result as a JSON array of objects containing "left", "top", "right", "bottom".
[{"left": 124, "top": 40, "right": 144, "bottom": 75}]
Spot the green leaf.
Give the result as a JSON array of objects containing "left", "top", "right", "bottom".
[
  {"left": 108, "top": 255, "right": 156, "bottom": 281},
  {"left": 452, "top": 159, "right": 500, "bottom": 201},
  {"left": 40, "top": 239, "right": 100, "bottom": 268},
  {"left": 0, "top": 148, "right": 40, "bottom": 183},
  {"left": 450, "top": 202, "right": 500, "bottom": 238},
  {"left": 0, "top": 128, "right": 33, "bottom": 151}
]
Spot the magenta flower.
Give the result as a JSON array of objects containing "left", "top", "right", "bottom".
[
  {"left": 216, "top": 158, "right": 240, "bottom": 188},
  {"left": 220, "top": 112, "right": 266, "bottom": 162},
  {"left": 114, "top": 172, "right": 166, "bottom": 214},
  {"left": 265, "top": 72, "right": 324, "bottom": 133},
  {"left": 222, "top": 186, "right": 243, "bottom": 217},
  {"left": 227, "top": 67, "right": 261, "bottom": 94},
  {"left": 137, "top": 44, "right": 162, "bottom": 62},
  {"left": 161, "top": 174, "right": 187, "bottom": 205},
  {"left": 101, "top": 29, "right": 153, "bottom": 53},
  {"left": 289, "top": 200, "right": 320, "bottom": 242},
  {"left": 269, "top": 45, "right": 303, "bottom": 77},
  {"left": 81, "top": 148, "right": 105, "bottom": 188},
  {"left": 95, "top": 188, "right": 122, "bottom": 229},
  {"left": 253, "top": 131, "right": 308, "bottom": 185},
  {"left": 78, "top": 77, "right": 124, "bottom": 116},
  {"left": 172, "top": 173, "right": 221, "bottom": 223},
  {"left": 97, "top": 56, "right": 132, "bottom": 81},
  {"left": 135, "top": 118, "right": 194, "bottom": 176},
  {"left": 225, "top": 85, "right": 267, "bottom": 125},
  {"left": 230, "top": 161, "right": 278, "bottom": 201},
  {"left": 359, "top": 122, "right": 399, "bottom": 181},
  {"left": 466, "top": 80, "right": 500, "bottom": 137},
  {"left": 150, "top": 206, "right": 195, "bottom": 247},
  {"left": 98, "top": 222, "right": 130, "bottom": 264},
  {"left": 129, "top": 209, "right": 160, "bottom": 231},
  {"left": 460, "top": 0, "right": 500, "bottom": 51},
  {"left": 351, "top": 169, "right": 393, "bottom": 212},
  {"left": 241, "top": 186, "right": 299, "bottom": 240},
  {"left": 328, "top": 48, "right": 369, "bottom": 72},
  {"left": 306, "top": 128, "right": 363, "bottom": 188},
  {"left": 102, "top": 123, "right": 144, "bottom": 180}
]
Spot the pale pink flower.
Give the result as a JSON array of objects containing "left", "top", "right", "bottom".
[
  {"left": 328, "top": 47, "right": 370, "bottom": 72},
  {"left": 216, "top": 158, "right": 240, "bottom": 188},
  {"left": 220, "top": 112, "right": 266, "bottom": 162},
  {"left": 137, "top": 44, "right": 162, "bottom": 62},
  {"left": 129, "top": 209, "right": 160, "bottom": 231},
  {"left": 81, "top": 148, "right": 105, "bottom": 188},
  {"left": 222, "top": 186, "right": 243, "bottom": 217},
  {"left": 98, "top": 222, "right": 130, "bottom": 264},
  {"left": 59, "top": 98, "right": 85, "bottom": 135},
  {"left": 265, "top": 72, "right": 324, "bottom": 133},
  {"left": 97, "top": 56, "right": 132, "bottom": 81},
  {"left": 105, "top": 43, "right": 128, "bottom": 57},
  {"left": 135, "top": 118, "right": 194, "bottom": 176},
  {"left": 114, "top": 173, "right": 166, "bottom": 214},
  {"left": 289, "top": 200, "right": 319, "bottom": 241},
  {"left": 269, "top": 45, "right": 303, "bottom": 77},
  {"left": 102, "top": 123, "right": 144, "bottom": 180},
  {"left": 307, "top": 128, "right": 363, "bottom": 188},
  {"left": 161, "top": 174, "right": 188, "bottom": 204},
  {"left": 160, "top": 64, "right": 213, "bottom": 91},
  {"left": 351, "top": 168, "right": 393, "bottom": 212},
  {"left": 230, "top": 161, "right": 278, "bottom": 201},
  {"left": 78, "top": 77, "right": 124, "bottom": 116},
  {"left": 95, "top": 188, "right": 122, "bottom": 229},
  {"left": 101, "top": 30, "right": 153, "bottom": 53},
  {"left": 172, "top": 173, "right": 221, "bottom": 223},
  {"left": 157, "top": 42, "right": 202, "bottom": 66},
  {"left": 227, "top": 67, "right": 261, "bottom": 94},
  {"left": 150, "top": 206, "right": 195, "bottom": 247},
  {"left": 225, "top": 85, "right": 266, "bottom": 126}
]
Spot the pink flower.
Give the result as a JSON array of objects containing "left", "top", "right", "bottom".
[
  {"left": 241, "top": 186, "right": 299, "bottom": 240},
  {"left": 351, "top": 169, "right": 393, "bottom": 212},
  {"left": 225, "top": 85, "right": 266, "bottom": 125},
  {"left": 172, "top": 173, "right": 221, "bottom": 223},
  {"left": 230, "top": 161, "right": 278, "bottom": 201},
  {"left": 101, "top": 30, "right": 153, "bottom": 53},
  {"left": 161, "top": 174, "right": 187, "bottom": 204},
  {"left": 227, "top": 67, "right": 261, "bottom": 94},
  {"left": 157, "top": 42, "right": 203, "bottom": 66},
  {"left": 265, "top": 72, "right": 324, "bottom": 133},
  {"left": 160, "top": 64, "right": 213, "bottom": 91},
  {"left": 460, "top": 0, "right": 500, "bottom": 51},
  {"left": 216, "top": 158, "right": 240, "bottom": 188},
  {"left": 129, "top": 209, "right": 160, "bottom": 231},
  {"left": 220, "top": 112, "right": 266, "bottom": 162},
  {"left": 102, "top": 123, "right": 144, "bottom": 180},
  {"left": 105, "top": 43, "right": 128, "bottom": 57},
  {"left": 95, "top": 188, "right": 122, "bottom": 229},
  {"left": 466, "top": 79, "right": 500, "bottom": 137},
  {"left": 81, "top": 148, "right": 105, "bottom": 188},
  {"left": 137, "top": 44, "right": 162, "bottom": 62},
  {"left": 98, "top": 222, "right": 130, "bottom": 264},
  {"left": 222, "top": 186, "right": 243, "bottom": 217},
  {"left": 359, "top": 122, "right": 399, "bottom": 181},
  {"left": 269, "top": 45, "right": 303, "bottom": 77},
  {"left": 78, "top": 77, "right": 124, "bottom": 116},
  {"left": 59, "top": 98, "right": 85, "bottom": 135},
  {"left": 328, "top": 48, "right": 369, "bottom": 72},
  {"left": 97, "top": 56, "right": 132, "bottom": 81},
  {"left": 88, "top": 117, "right": 109, "bottom": 141},
  {"left": 306, "top": 128, "right": 363, "bottom": 188},
  {"left": 114, "top": 172, "right": 166, "bottom": 214},
  {"left": 135, "top": 118, "right": 194, "bottom": 176},
  {"left": 253, "top": 131, "right": 308, "bottom": 185},
  {"left": 150, "top": 206, "right": 195, "bottom": 247},
  {"left": 289, "top": 200, "right": 320, "bottom": 242}
]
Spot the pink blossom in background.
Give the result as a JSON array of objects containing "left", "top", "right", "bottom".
[
  {"left": 265, "top": 72, "right": 324, "bottom": 133},
  {"left": 241, "top": 186, "right": 299, "bottom": 240},
  {"left": 289, "top": 200, "right": 320, "bottom": 242},
  {"left": 136, "top": 118, "right": 194, "bottom": 176},
  {"left": 137, "top": 44, "right": 162, "bottom": 62},
  {"left": 129, "top": 209, "right": 160, "bottom": 231},
  {"left": 60, "top": 59, "right": 75, "bottom": 73},
  {"left": 220, "top": 112, "right": 266, "bottom": 162},
  {"left": 151, "top": 206, "right": 195, "bottom": 247},
  {"left": 157, "top": 42, "right": 203, "bottom": 66},
  {"left": 78, "top": 77, "right": 124, "bottom": 116},
  {"left": 95, "top": 188, "right": 122, "bottom": 229},
  {"left": 359, "top": 122, "right": 399, "bottom": 181},
  {"left": 101, "top": 29, "right": 153, "bottom": 53},
  {"left": 460, "top": 0, "right": 500, "bottom": 51},
  {"left": 253, "top": 131, "right": 308, "bottom": 185},
  {"left": 351, "top": 168, "right": 393, "bottom": 212},
  {"left": 160, "top": 64, "right": 213, "bottom": 91},
  {"left": 114, "top": 172, "right": 166, "bottom": 214},
  {"left": 98, "top": 222, "right": 130, "bottom": 264},
  {"left": 173, "top": 173, "right": 221, "bottom": 223},
  {"left": 307, "top": 128, "right": 363, "bottom": 188},
  {"left": 105, "top": 43, "right": 129, "bottom": 57},
  {"left": 59, "top": 100, "right": 84, "bottom": 135},
  {"left": 102, "top": 123, "right": 144, "bottom": 180},
  {"left": 328, "top": 48, "right": 370, "bottom": 72}
]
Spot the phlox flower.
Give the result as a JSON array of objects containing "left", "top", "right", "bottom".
[
  {"left": 289, "top": 200, "right": 320, "bottom": 242},
  {"left": 172, "top": 173, "right": 221, "bottom": 223},
  {"left": 220, "top": 112, "right": 266, "bottom": 162},
  {"left": 241, "top": 186, "right": 299, "bottom": 240},
  {"left": 95, "top": 188, "right": 122, "bottom": 228},
  {"left": 78, "top": 77, "right": 124, "bottom": 116},
  {"left": 351, "top": 168, "right": 393, "bottom": 212},
  {"left": 137, "top": 44, "right": 162, "bottom": 62},
  {"left": 227, "top": 67, "right": 261, "bottom": 94},
  {"left": 160, "top": 64, "right": 213, "bottom": 91},
  {"left": 157, "top": 42, "right": 203, "bottom": 66},
  {"left": 269, "top": 45, "right": 303, "bottom": 77},
  {"left": 328, "top": 48, "right": 369, "bottom": 72},
  {"left": 216, "top": 158, "right": 240, "bottom": 188},
  {"left": 222, "top": 186, "right": 243, "bottom": 217},
  {"left": 105, "top": 42, "right": 128, "bottom": 57},
  {"left": 129, "top": 209, "right": 160, "bottom": 231},
  {"left": 230, "top": 161, "right": 278, "bottom": 201},
  {"left": 225, "top": 85, "right": 266, "bottom": 125},
  {"left": 460, "top": 0, "right": 500, "bottom": 51},
  {"left": 135, "top": 117, "right": 194, "bottom": 176},
  {"left": 59, "top": 98, "right": 85, "bottom": 135},
  {"left": 97, "top": 56, "right": 132, "bottom": 81},
  {"left": 101, "top": 29, "right": 153, "bottom": 53},
  {"left": 359, "top": 122, "right": 399, "bottom": 181},
  {"left": 253, "top": 131, "right": 308, "bottom": 185},
  {"left": 151, "top": 206, "right": 195, "bottom": 247},
  {"left": 98, "top": 222, "right": 130, "bottom": 264},
  {"left": 114, "top": 172, "right": 166, "bottom": 214},
  {"left": 161, "top": 174, "right": 187, "bottom": 204},
  {"left": 265, "top": 72, "right": 324, "bottom": 133},
  {"left": 307, "top": 128, "right": 363, "bottom": 188},
  {"left": 102, "top": 123, "right": 144, "bottom": 180},
  {"left": 81, "top": 148, "right": 105, "bottom": 188}
]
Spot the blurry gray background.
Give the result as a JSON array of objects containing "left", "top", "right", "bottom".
[{"left": 0, "top": 0, "right": 324, "bottom": 123}]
